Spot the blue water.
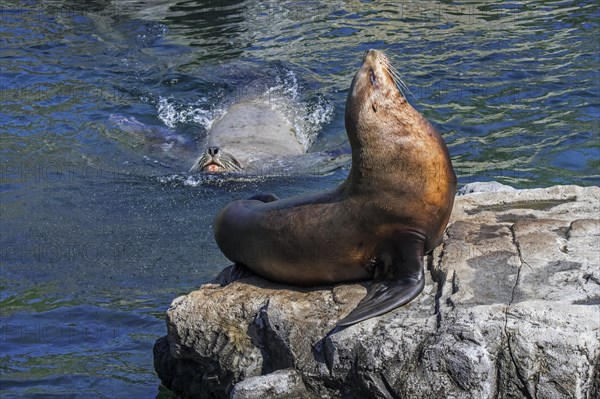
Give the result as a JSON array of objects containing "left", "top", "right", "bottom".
[{"left": 1, "top": 1, "right": 598, "bottom": 397}]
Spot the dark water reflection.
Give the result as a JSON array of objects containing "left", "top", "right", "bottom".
[{"left": 0, "top": 0, "right": 598, "bottom": 397}]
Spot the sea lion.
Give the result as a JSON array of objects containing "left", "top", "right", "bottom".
[
  {"left": 111, "top": 100, "right": 346, "bottom": 178},
  {"left": 213, "top": 49, "right": 457, "bottom": 326},
  {"left": 189, "top": 100, "right": 304, "bottom": 173}
]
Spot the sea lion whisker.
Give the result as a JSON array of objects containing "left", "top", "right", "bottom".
[
  {"left": 383, "top": 60, "right": 406, "bottom": 92},
  {"left": 382, "top": 59, "right": 402, "bottom": 90},
  {"left": 396, "top": 77, "right": 413, "bottom": 98},
  {"left": 189, "top": 154, "right": 210, "bottom": 173},
  {"left": 223, "top": 159, "right": 242, "bottom": 172},
  {"left": 386, "top": 63, "right": 413, "bottom": 98}
]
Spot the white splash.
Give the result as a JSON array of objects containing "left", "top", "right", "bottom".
[
  {"left": 156, "top": 96, "right": 217, "bottom": 130},
  {"left": 264, "top": 69, "right": 333, "bottom": 151},
  {"left": 266, "top": 69, "right": 300, "bottom": 100}
]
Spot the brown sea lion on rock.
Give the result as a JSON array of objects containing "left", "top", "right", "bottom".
[{"left": 213, "top": 50, "right": 456, "bottom": 326}]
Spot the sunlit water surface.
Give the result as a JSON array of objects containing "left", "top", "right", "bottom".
[{"left": 1, "top": 1, "right": 598, "bottom": 397}]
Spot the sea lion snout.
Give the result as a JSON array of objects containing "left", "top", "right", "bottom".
[
  {"left": 203, "top": 147, "right": 223, "bottom": 172},
  {"left": 189, "top": 146, "right": 242, "bottom": 173},
  {"left": 362, "top": 49, "right": 382, "bottom": 62}
]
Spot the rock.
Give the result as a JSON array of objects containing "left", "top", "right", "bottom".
[
  {"left": 457, "top": 181, "right": 516, "bottom": 195},
  {"left": 230, "top": 369, "right": 316, "bottom": 399},
  {"left": 154, "top": 185, "right": 600, "bottom": 399}
]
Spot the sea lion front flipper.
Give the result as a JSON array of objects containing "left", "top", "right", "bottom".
[{"left": 337, "top": 232, "right": 426, "bottom": 327}]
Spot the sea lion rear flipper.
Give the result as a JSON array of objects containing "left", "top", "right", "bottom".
[
  {"left": 337, "top": 232, "right": 425, "bottom": 327},
  {"left": 215, "top": 263, "right": 256, "bottom": 286}
]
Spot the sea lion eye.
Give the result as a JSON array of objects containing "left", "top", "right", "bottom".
[{"left": 369, "top": 69, "right": 376, "bottom": 85}]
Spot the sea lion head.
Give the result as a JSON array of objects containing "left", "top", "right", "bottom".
[
  {"left": 345, "top": 49, "right": 409, "bottom": 145},
  {"left": 345, "top": 50, "right": 407, "bottom": 144},
  {"left": 344, "top": 49, "right": 431, "bottom": 179},
  {"left": 189, "top": 146, "right": 242, "bottom": 173}
]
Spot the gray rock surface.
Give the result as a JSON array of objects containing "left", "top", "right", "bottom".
[
  {"left": 154, "top": 185, "right": 600, "bottom": 399},
  {"left": 457, "top": 181, "right": 516, "bottom": 195},
  {"left": 229, "top": 369, "right": 315, "bottom": 399}
]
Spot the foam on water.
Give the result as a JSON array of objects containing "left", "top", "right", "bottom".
[
  {"left": 158, "top": 173, "right": 270, "bottom": 188},
  {"left": 263, "top": 69, "right": 334, "bottom": 151}
]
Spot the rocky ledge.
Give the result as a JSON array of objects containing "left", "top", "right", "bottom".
[{"left": 154, "top": 185, "right": 600, "bottom": 399}]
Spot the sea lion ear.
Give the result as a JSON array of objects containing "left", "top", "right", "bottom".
[{"left": 371, "top": 102, "right": 378, "bottom": 113}]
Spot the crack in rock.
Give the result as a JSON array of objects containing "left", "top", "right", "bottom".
[
  {"left": 504, "top": 224, "right": 535, "bottom": 399},
  {"left": 429, "top": 237, "right": 448, "bottom": 330}
]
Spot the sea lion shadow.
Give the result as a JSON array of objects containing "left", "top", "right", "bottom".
[{"left": 212, "top": 264, "right": 365, "bottom": 373}]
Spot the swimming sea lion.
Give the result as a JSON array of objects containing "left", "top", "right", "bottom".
[
  {"left": 190, "top": 100, "right": 304, "bottom": 173},
  {"left": 214, "top": 49, "right": 456, "bottom": 326},
  {"left": 111, "top": 100, "right": 345, "bottom": 178}
]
